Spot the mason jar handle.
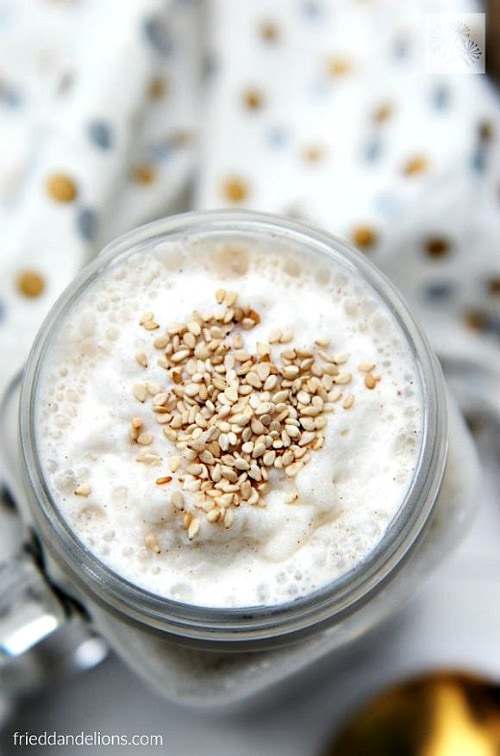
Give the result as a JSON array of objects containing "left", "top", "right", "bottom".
[
  {"left": 0, "top": 375, "right": 108, "bottom": 692},
  {"left": 0, "top": 548, "right": 68, "bottom": 664}
]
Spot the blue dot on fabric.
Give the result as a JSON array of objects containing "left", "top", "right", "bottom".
[
  {"left": 203, "top": 53, "right": 218, "bottom": 79},
  {"left": 431, "top": 85, "right": 450, "bottom": 111},
  {"left": 0, "top": 300, "right": 5, "bottom": 324},
  {"left": 149, "top": 138, "right": 175, "bottom": 161},
  {"left": 267, "top": 127, "right": 288, "bottom": 148},
  {"left": 300, "top": 1, "right": 323, "bottom": 20},
  {"left": 363, "top": 138, "right": 382, "bottom": 162},
  {"left": 77, "top": 208, "right": 99, "bottom": 242},
  {"left": 88, "top": 120, "right": 114, "bottom": 150},
  {"left": 487, "top": 314, "right": 500, "bottom": 336},
  {"left": 423, "top": 281, "right": 455, "bottom": 301},
  {"left": 471, "top": 145, "right": 486, "bottom": 173},
  {"left": 374, "top": 193, "right": 405, "bottom": 220},
  {"left": 0, "top": 83, "right": 22, "bottom": 108},
  {"left": 392, "top": 36, "right": 412, "bottom": 60},
  {"left": 143, "top": 15, "right": 174, "bottom": 57},
  {"left": 308, "top": 78, "right": 331, "bottom": 100}
]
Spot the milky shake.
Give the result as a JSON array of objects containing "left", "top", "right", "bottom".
[{"left": 35, "top": 228, "right": 422, "bottom": 609}]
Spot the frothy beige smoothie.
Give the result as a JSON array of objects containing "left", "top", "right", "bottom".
[{"left": 36, "top": 235, "right": 422, "bottom": 608}]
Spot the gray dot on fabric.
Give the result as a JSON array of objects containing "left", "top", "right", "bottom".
[
  {"left": 77, "top": 208, "right": 99, "bottom": 242},
  {"left": 143, "top": 15, "right": 174, "bottom": 57},
  {"left": 88, "top": 120, "right": 114, "bottom": 150},
  {"left": 423, "top": 281, "right": 456, "bottom": 301}
]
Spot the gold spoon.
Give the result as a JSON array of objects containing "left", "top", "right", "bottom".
[{"left": 322, "top": 671, "right": 500, "bottom": 756}]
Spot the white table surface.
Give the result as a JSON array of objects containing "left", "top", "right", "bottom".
[{"left": 0, "top": 430, "right": 499, "bottom": 756}]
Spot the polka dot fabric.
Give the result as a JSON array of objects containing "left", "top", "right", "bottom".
[
  {"left": 196, "top": 0, "right": 500, "bottom": 420},
  {"left": 0, "top": 0, "right": 499, "bottom": 429},
  {"left": 0, "top": 0, "right": 200, "bottom": 403}
]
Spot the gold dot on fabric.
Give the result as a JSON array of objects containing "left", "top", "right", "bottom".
[
  {"left": 326, "top": 57, "right": 354, "bottom": 77},
  {"left": 130, "top": 165, "right": 157, "bottom": 185},
  {"left": 221, "top": 177, "right": 249, "bottom": 203},
  {"left": 16, "top": 270, "right": 45, "bottom": 298},
  {"left": 486, "top": 276, "right": 500, "bottom": 295},
  {"left": 463, "top": 310, "right": 486, "bottom": 331},
  {"left": 171, "top": 129, "right": 192, "bottom": 147},
  {"left": 242, "top": 88, "right": 264, "bottom": 110},
  {"left": 372, "top": 102, "right": 394, "bottom": 123},
  {"left": 302, "top": 145, "right": 326, "bottom": 163},
  {"left": 352, "top": 226, "right": 378, "bottom": 250},
  {"left": 402, "top": 156, "right": 430, "bottom": 177},
  {"left": 478, "top": 120, "right": 494, "bottom": 142},
  {"left": 46, "top": 173, "right": 78, "bottom": 203},
  {"left": 148, "top": 76, "right": 168, "bottom": 100},
  {"left": 258, "top": 20, "right": 279, "bottom": 42},
  {"left": 423, "top": 237, "right": 452, "bottom": 258}
]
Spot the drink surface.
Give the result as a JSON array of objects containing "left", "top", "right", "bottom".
[{"left": 35, "top": 235, "right": 422, "bottom": 608}]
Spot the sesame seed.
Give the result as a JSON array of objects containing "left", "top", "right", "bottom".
[
  {"left": 135, "top": 352, "right": 148, "bottom": 368},
  {"left": 136, "top": 450, "right": 162, "bottom": 465},
  {"left": 263, "top": 450, "right": 276, "bottom": 466},
  {"left": 188, "top": 517, "right": 201, "bottom": 540},
  {"left": 334, "top": 372, "right": 352, "bottom": 385},
  {"left": 359, "top": 362, "right": 376, "bottom": 372},
  {"left": 156, "top": 476, "right": 173, "bottom": 485},
  {"left": 152, "top": 392, "right": 168, "bottom": 406},
  {"left": 171, "top": 349, "right": 190, "bottom": 364},
  {"left": 219, "top": 433, "right": 230, "bottom": 451},
  {"left": 285, "top": 462, "right": 302, "bottom": 477},
  {"left": 280, "top": 329, "right": 294, "bottom": 344},
  {"left": 256, "top": 342, "right": 271, "bottom": 358},
  {"left": 171, "top": 491, "right": 185, "bottom": 510},
  {"left": 223, "top": 508, "right": 235, "bottom": 528},
  {"left": 74, "top": 483, "right": 91, "bottom": 496},
  {"left": 145, "top": 532, "right": 161, "bottom": 554},
  {"left": 283, "top": 365, "right": 299, "bottom": 380},
  {"left": 315, "top": 337, "right": 330, "bottom": 347},
  {"left": 246, "top": 372, "right": 262, "bottom": 388},
  {"left": 285, "top": 425, "right": 301, "bottom": 439},
  {"left": 153, "top": 335, "right": 169, "bottom": 349},
  {"left": 248, "top": 465, "right": 262, "bottom": 481},
  {"left": 207, "top": 508, "right": 221, "bottom": 523},
  {"left": 255, "top": 401, "right": 274, "bottom": 416},
  {"left": 365, "top": 373, "right": 376, "bottom": 389},
  {"left": 343, "top": 394, "right": 355, "bottom": 409},
  {"left": 299, "top": 431, "right": 316, "bottom": 447},
  {"left": 252, "top": 442, "right": 266, "bottom": 458},
  {"left": 133, "top": 384, "right": 147, "bottom": 402}
]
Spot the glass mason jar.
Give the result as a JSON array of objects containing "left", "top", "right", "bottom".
[{"left": 0, "top": 212, "right": 479, "bottom": 706}]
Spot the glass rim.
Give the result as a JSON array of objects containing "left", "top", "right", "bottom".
[{"left": 19, "top": 210, "right": 448, "bottom": 644}]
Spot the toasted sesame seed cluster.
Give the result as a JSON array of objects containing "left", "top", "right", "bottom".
[{"left": 101, "top": 289, "right": 378, "bottom": 547}]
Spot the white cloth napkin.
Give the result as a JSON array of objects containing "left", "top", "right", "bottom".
[{"left": 0, "top": 0, "right": 499, "bottom": 421}]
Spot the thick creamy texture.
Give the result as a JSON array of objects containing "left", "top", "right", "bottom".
[{"left": 36, "top": 235, "right": 422, "bottom": 608}]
